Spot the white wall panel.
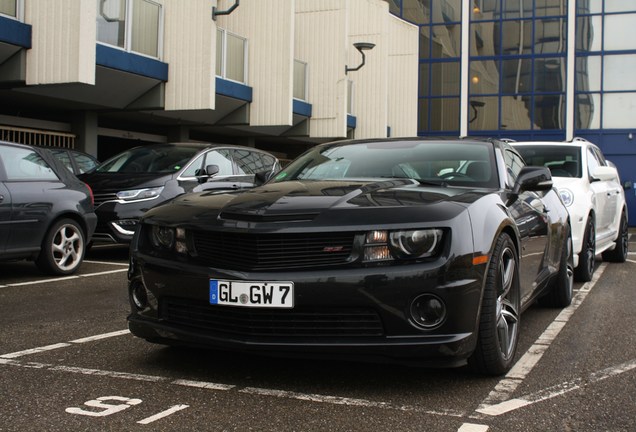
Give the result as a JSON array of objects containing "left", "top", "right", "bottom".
[
  {"left": 348, "top": 0, "right": 388, "bottom": 139},
  {"left": 25, "top": 0, "right": 96, "bottom": 85},
  {"left": 296, "top": 0, "right": 348, "bottom": 138},
  {"left": 387, "top": 15, "right": 418, "bottom": 137},
  {"left": 218, "top": 0, "right": 294, "bottom": 126},
  {"left": 163, "top": 0, "right": 215, "bottom": 110}
]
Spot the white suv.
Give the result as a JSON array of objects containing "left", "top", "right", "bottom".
[{"left": 513, "top": 138, "right": 629, "bottom": 282}]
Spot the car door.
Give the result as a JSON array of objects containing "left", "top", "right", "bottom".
[
  {"left": 0, "top": 180, "right": 10, "bottom": 253},
  {"left": 586, "top": 146, "right": 611, "bottom": 234},
  {"left": 592, "top": 146, "right": 622, "bottom": 236},
  {"left": 0, "top": 145, "right": 61, "bottom": 254},
  {"left": 504, "top": 148, "right": 550, "bottom": 303},
  {"left": 178, "top": 148, "right": 243, "bottom": 193}
]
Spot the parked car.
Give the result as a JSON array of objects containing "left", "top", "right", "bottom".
[
  {"left": 513, "top": 138, "right": 628, "bottom": 282},
  {"left": 78, "top": 142, "right": 281, "bottom": 244},
  {"left": 47, "top": 148, "right": 99, "bottom": 175},
  {"left": 0, "top": 141, "right": 97, "bottom": 274},
  {"left": 127, "top": 137, "right": 573, "bottom": 375}
]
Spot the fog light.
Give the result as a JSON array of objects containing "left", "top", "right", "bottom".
[
  {"left": 410, "top": 294, "right": 446, "bottom": 329},
  {"left": 130, "top": 280, "right": 148, "bottom": 310}
]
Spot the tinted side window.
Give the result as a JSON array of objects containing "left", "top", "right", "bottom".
[
  {"left": 204, "top": 150, "right": 233, "bottom": 175},
  {"left": 51, "top": 149, "right": 73, "bottom": 173},
  {"left": 232, "top": 149, "right": 276, "bottom": 175},
  {"left": 73, "top": 153, "right": 98, "bottom": 173},
  {"left": 587, "top": 147, "right": 601, "bottom": 175},
  {"left": 504, "top": 149, "right": 525, "bottom": 186},
  {"left": 0, "top": 147, "right": 59, "bottom": 181}
]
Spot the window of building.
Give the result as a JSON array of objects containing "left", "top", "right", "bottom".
[
  {"left": 96, "top": 0, "right": 162, "bottom": 59},
  {"left": 293, "top": 60, "right": 308, "bottom": 101},
  {"left": 0, "top": 0, "right": 19, "bottom": 19},
  {"left": 216, "top": 28, "right": 248, "bottom": 84}
]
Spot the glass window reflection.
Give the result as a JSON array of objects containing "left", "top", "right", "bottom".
[
  {"left": 535, "top": 0, "right": 567, "bottom": 17},
  {"left": 534, "top": 95, "right": 565, "bottom": 129},
  {"left": 534, "top": 58, "right": 565, "bottom": 92},
  {"left": 432, "top": 24, "right": 461, "bottom": 58},
  {"left": 576, "top": 0, "right": 602, "bottom": 14},
  {"left": 604, "top": 1, "right": 636, "bottom": 13},
  {"left": 470, "top": 60, "right": 500, "bottom": 95},
  {"left": 431, "top": 62, "right": 460, "bottom": 96},
  {"left": 604, "top": 14, "right": 636, "bottom": 51},
  {"left": 576, "top": 15, "right": 602, "bottom": 52},
  {"left": 469, "top": 96, "right": 498, "bottom": 131},
  {"left": 604, "top": 54, "right": 636, "bottom": 91},
  {"left": 430, "top": 98, "right": 459, "bottom": 131},
  {"left": 501, "top": 58, "right": 531, "bottom": 93},
  {"left": 575, "top": 93, "right": 600, "bottom": 130},
  {"left": 501, "top": 95, "right": 532, "bottom": 130},
  {"left": 603, "top": 93, "right": 636, "bottom": 128},
  {"left": 433, "top": 0, "right": 461, "bottom": 23},
  {"left": 501, "top": 0, "right": 533, "bottom": 19},
  {"left": 575, "top": 55, "right": 601, "bottom": 92},
  {"left": 534, "top": 18, "right": 566, "bottom": 54},
  {"left": 403, "top": 0, "right": 430, "bottom": 24},
  {"left": 499, "top": 20, "right": 532, "bottom": 55}
]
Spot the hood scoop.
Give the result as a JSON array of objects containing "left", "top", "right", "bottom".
[{"left": 219, "top": 211, "right": 320, "bottom": 223}]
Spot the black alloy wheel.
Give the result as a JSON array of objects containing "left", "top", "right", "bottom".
[
  {"left": 470, "top": 233, "right": 521, "bottom": 376},
  {"left": 602, "top": 211, "right": 629, "bottom": 263},
  {"left": 575, "top": 216, "right": 595, "bottom": 282}
]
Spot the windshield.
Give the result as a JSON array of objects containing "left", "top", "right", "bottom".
[
  {"left": 272, "top": 140, "right": 499, "bottom": 188},
  {"left": 515, "top": 145, "right": 582, "bottom": 178},
  {"left": 97, "top": 145, "right": 201, "bottom": 174}
]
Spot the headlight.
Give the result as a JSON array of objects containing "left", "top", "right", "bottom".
[
  {"left": 363, "top": 228, "right": 444, "bottom": 262},
  {"left": 151, "top": 225, "right": 175, "bottom": 249},
  {"left": 389, "top": 229, "right": 444, "bottom": 258},
  {"left": 117, "top": 186, "right": 164, "bottom": 202},
  {"left": 149, "top": 225, "right": 188, "bottom": 254},
  {"left": 558, "top": 188, "right": 573, "bottom": 207}
]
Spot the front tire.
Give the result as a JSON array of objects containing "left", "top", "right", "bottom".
[
  {"left": 469, "top": 233, "right": 520, "bottom": 376},
  {"left": 602, "top": 211, "right": 629, "bottom": 263},
  {"left": 574, "top": 216, "right": 595, "bottom": 282},
  {"left": 36, "top": 218, "right": 86, "bottom": 275}
]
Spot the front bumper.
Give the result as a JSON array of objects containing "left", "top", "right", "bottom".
[{"left": 127, "top": 254, "right": 485, "bottom": 367}]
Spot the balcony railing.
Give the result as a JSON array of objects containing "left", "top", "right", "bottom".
[
  {"left": 216, "top": 28, "right": 248, "bottom": 84},
  {"left": 97, "top": 0, "right": 162, "bottom": 59}
]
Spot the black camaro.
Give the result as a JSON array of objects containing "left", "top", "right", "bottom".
[{"left": 127, "top": 138, "right": 573, "bottom": 375}]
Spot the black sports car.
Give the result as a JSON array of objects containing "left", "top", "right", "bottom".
[{"left": 127, "top": 138, "right": 573, "bottom": 375}]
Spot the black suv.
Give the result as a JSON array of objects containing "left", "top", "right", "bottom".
[
  {"left": 0, "top": 141, "right": 97, "bottom": 274},
  {"left": 79, "top": 142, "right": 280, "bottom": 244}
]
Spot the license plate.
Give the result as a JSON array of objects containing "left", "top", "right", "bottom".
[{"left": 209, "top": 280, "right": 294, "bottom": 308}]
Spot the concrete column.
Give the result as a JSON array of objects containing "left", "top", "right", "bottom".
[
  {"left": 168, "top": 125, "right": 191, "bottom": 142},
  {"left": 72, "top": 111, "right": 98, "bottom": 156}
]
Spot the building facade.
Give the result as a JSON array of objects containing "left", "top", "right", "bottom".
[
  {"left": 1, "top": 0, "right": 635, "bottom": 224},
  {"left": 389, "top": 0, "right": 636, "bottom": 224}
]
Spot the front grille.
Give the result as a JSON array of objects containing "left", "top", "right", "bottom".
[
  {"left": 191, "top": 231, "right": 355, "bottom": 271},
  {"left": 93, "top": 192, "right": 118, "bottom": 207},
  {"left": 161, "top": 297, "right": 384, "bottom": 338}
]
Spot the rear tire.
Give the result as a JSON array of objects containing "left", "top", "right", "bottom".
[
  {"left": 602, "top": 211, "right": 629, "bottom": 263},
  {"left": 574, "top": 216, "right": 595, "bottom": 282},
  {"left": 539, "top": 226, "right": 574, "bottom": 308},
  {"left": 469, "top": 233, "right": 520, "bottom": 376},
  {"left": 36, "top": 218, "right": 86, "bottom": 275}
]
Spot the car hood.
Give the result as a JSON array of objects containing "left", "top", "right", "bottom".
[
  {"left": 144, "top": 179, "right": 490, "bottom": 228},
  {"left": 78, "top": 172, "right": 171, "bottom": 192}
]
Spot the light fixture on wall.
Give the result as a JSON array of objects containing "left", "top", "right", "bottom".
[
  {"left": 345, "top": 42, "right": 376, "bottom": 74},
  {"left": 469, "top": 100, "right": 485, "bottom": 124},
  {"left": 213, "top": 0, "right": 240, "bottom": 20}
]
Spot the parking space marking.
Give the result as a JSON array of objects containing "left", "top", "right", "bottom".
[
  {"left": 475, "top": 263, "right": 607, "bottom": 410},
  {"left": 83, "top": 260, "right": 129, "bottom": 266},
  {"left": 137, "top": 404, "right": 190, "bottom": 425},
  {"left": 0, "top": 268, "right": 127, "bottom": 289},
  {"left": 0, "top": 329, "right": 130, "bottom": 359},
  {"left": 458, "top": 423, "right": 489, "bottom": 432},
  {"left": 476, "top": 357, "right": 636, "bottom": 416}
]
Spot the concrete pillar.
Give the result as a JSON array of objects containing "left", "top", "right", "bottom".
[
  {"left": 72, "top": 111, "right": 98, "bottom": 157},
  {"left": 168, "top": 125, "right": 191, "bottom": 142}
]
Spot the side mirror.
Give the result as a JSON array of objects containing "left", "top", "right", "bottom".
[
  {"left": 590, "top": 165, "right": 617, "bottom": 182},
  {"left": 254, "top": 170, "right": 275, "bottom": 186},
  {"left": 512, "top": 166, "right": 553, "bottom": 196},
  {"left": 196, "top": 164, "right": 220, "bottom": 183},
  {"left": 624, "top": 181, "right": 633, "bottom": 190}
]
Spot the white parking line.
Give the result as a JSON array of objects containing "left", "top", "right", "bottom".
[
  {"left": 0, "top": 330, "right": 130, "bottom": 358},
  {"left": 70, "top": 330, "right": 130, "bottom": 344},
  {"left": 476, "top": 358, "right": 636, "bottom": 416},
  {"left": 458, "top": 424, "right": 489, "bottom": 432},
  {"left": 137, "top": 405, "right": 189, "bottom": 425},
  {"left": 83, "top": 260, "right": 129, "bottom": 266},
  {"left": 0, "top": 268, "right": 127, "bottom": 289},
  {"left": 475, "top": 263, "right": 607, "bottom": 410}
]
